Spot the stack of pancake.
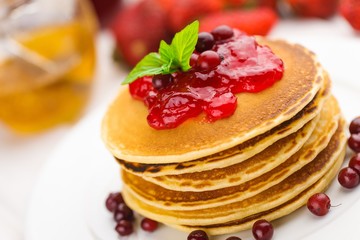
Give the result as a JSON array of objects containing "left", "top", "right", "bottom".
[{"left": 102, "top": 39, "right": 347, "bottom": 235}]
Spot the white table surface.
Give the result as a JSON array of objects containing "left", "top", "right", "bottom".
[{"left": 0, "top": 16, "right": 358, "bottom": 240}]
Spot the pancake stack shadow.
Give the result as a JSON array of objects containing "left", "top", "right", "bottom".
[{"left": 102, "top": 39, "right": 347, "bottom": 235}]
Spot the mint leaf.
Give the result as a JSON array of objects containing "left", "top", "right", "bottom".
[
  {"left": 159, "top": 40, "right": 174, "bottom": 73},
  {"left": 170, "top": 20, "right": 199, "bottom": 71},
  {"left": 122, "top": 20, "right": 199, "bottom": 85},
  {"left": 159, "top": 40, "right": 173, "bottom": 62},
  {"left": 161, "top": 59, "right": 173, "bottom": 73},
  {"left": 122, "top": 53, "right": 164, "bottom": 84}
]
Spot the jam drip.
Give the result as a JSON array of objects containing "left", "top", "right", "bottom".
[{"left": 129, "top": 30, "right": 284, "bottom": 130}]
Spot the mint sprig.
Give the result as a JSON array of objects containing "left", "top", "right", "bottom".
[{"left": 122, "top": 20, "right": 199, "bottom": 85}]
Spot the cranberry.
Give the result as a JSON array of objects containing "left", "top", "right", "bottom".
[
  {"left": 196, "top": 32, "right": 215, "bottom": 52},
  {"left": 115, "top": 220, "right": 133, "bottom": 236},
  {"left": 211, "top": 25, "right": 234, "bottom": 41},
  {"left": 114, "top": 203, "right": 134, "bottom": 222},
  {"left": 152, "top": 74, "right": 173, "bottom": 90},
  {"left": 349, "top": 153, "right": 360, "bottom": 175},
  {"left": 105, "top": 192, "right": 124, "bottom": 212},
  {"left": 190, "top": 53, "right": 199, "bottom": 67},
  {"left": 140, "top": 218, "right": 158, "bottom": 232},
  {"left": 252, "top": 219, "right": 274, "bottom": 240},
  {"left": 338, "top": 167, "right": 360, "bottom": 189},
  {"left": 350, "top": 116, "right": 360, "bottom": 134},
  {"left": 226, "top": 237, "right": 242, "bottom": 240},
  {"left": 196, "top": 50, "right": 221, "bottom": 70},
  {"left": 307, "top": 193, "right": 331, "bottom": 216},
  {"left": 348, "top": 133, "right": 360, "bottom": 152},
  {"left": 187, "top": 229, "right": 209, "bottom": 240}
]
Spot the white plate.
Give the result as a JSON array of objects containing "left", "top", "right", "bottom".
[{"left": 26, "top": 19, "right": 360, "bottom": 240}]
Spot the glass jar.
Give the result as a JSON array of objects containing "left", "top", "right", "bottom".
[{"left": 0, "top": 0, "right": 97, "bottom": 133}]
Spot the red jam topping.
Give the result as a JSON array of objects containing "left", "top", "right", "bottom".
[{"left": 129, "top": 30, "right": 284, "bottom": 130}]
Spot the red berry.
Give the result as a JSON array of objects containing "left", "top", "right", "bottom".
[
  {"left": 211, "top": 25, "right": 234, "bottom": 41},
  {"left": 114, "top": 203, "right": 134, "bottom": 222},
  {"left": 349, "top": 116, "right": 360, "bottom": 134},
  {"left": 252, "top": 219, "right": 274, "bottom": 240},
  {"left": 196, "top": 50, "right": 221, "bottom": 70},
  {"left": 307, "top": 193, "right": 331, "bottom": 216},
  {"left": 196, "top": 32, "right": 215, "bottom": 52},
  {"left": 141, "top": 218, "right": 158, "bottom": 232},
  {"left": 190, "top": 53, "right": 199, "bottom": 67},
  {"left": 187, "top": 230, "right": 209, "bottom": 240},
  {"left": 226, "top": 237, "right": 242, "bottom": 240},
  {"left": 338, "top": 167, "right": 360, "bottom": 189},
  {"left": 152, "top": 74, "right": 173, "bottom": 90},
  {"left": 115, "top": 220, "right": 133, "bottom": 236},
  {"left": 348, "top": 133, "right": 360, "bottom": 152},
  {"left": 105, "top": 192, "right": 124, "bottom": 212},
  {"left": 339, "top": 0, "right": 360, "bottom": 31},
  {"left": 349, "top": 153, "right": 360, "bottom": 175}
]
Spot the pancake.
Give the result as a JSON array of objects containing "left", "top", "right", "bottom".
[
  {"left": 122, "top": 118, "right": 346, "bottom": 228},
  {"left": 118, "top": 75, "right": 330, "bottom": 177},
  {"left": 122, "top": 98, "right": 341, "bottom": 211},
  {"left": 102, "top": 40, "right": 325, "bottom": 164},
  {"left": 170, "top": 147, "right": 345, "bottom": 235},
  {"left": 148, "top": 95, "right": 337, "bottom": 192},
  {"left": 144, "top": 114, "right": 319, "bottom": 191}
]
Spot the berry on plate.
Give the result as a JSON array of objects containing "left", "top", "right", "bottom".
[
  {"left": 338, "top": 167, "right": 360, "bottom": 189},
  {"left": 307, "top": 193, "right": 331, "bottom": 216},
  {"left": 348, "top": 133, "right": 360, "bottom": 152},
  {"left": 252, "top": 219, "right": 274, "bottom": 240},
  {"left": 349, "top": 153, "right": 360, "bottom": 175},
  {"left": 187, "top": 229, "right": 209, "bottom": 240},
  {"left": 141, "top": 218, "right": 159, "bottom": 232}
]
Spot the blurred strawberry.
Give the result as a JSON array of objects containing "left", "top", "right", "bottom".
[
  {"left": 223, "top": 0, "right": 247, "bottom": 8},
  {"left": 167, "top": 0, "right": 224, "bottom": 32},
  {"left": 286, "top": 0, "right": 338, "bottom": 18},
  {"left": 339, "top": 0, "right": 360, "bottom": 31},
  {"left": 200, "top": 8, "right": 278, "bottom": 36},
  {"left": 258, "top": 0, "right": 278, "bottom": 9},
  {"left": 110, "top": 0, "right": 170, "bottom": 67},
  {"left": 153, "top": 0, "right": 175, "bottom": 11},
  {"left": 223, "top": 0, "right": 278, "bottom": 10}
]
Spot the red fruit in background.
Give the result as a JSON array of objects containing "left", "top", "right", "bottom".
[
  {"left": 223, "top": 0, "right": 247, "bottom": 8},
  {"left": 110, "top": 0, "right": 170, "bottom": 67},
  {"left": 200, "top": 8, "right": 278, "bottom": 36},
  {"left": 153, "top": 0, "right": 175, "bottom": 12},
  {"left": 90, "top": 0, "right": 122, "bottom": 27},
  {"left": 339, "top": 0, "right": 360, "bottom": 31},
  {"left": 223, "top": 0, "right": 278, "bottom": 10},
  {"left": 286, "top": 0, "right": 338, "bottom": 18},
  {"left": 167, "top": 0, "right": 224, "bottom": 32},
  {"left": 258, "top": 0, "right": 278, "bottom": 9}
]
